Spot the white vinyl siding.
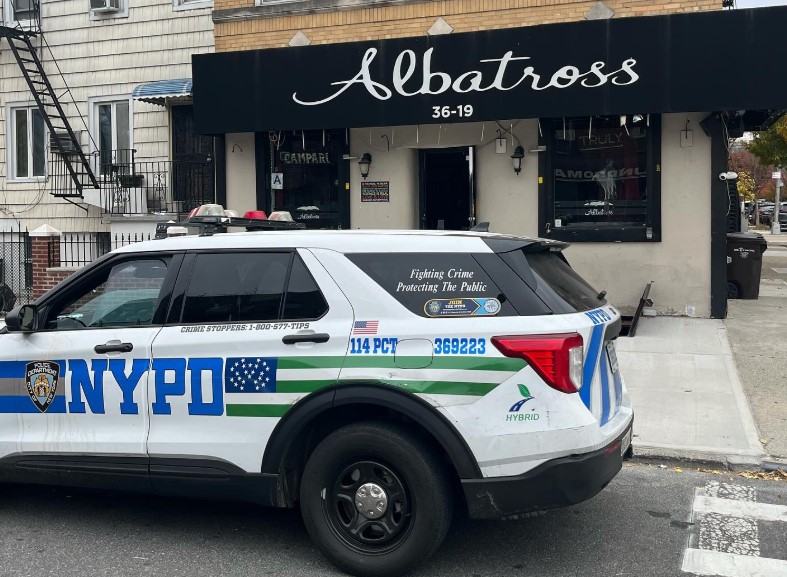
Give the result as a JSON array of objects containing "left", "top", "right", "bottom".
[{"left": 0, "top": 0, "right": 214, "bottom": 231}]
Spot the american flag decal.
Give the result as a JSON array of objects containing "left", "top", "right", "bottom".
[
  {"left": 224, "top": 357, "right": 277, "bottom": 393},
  {"left": 353, "top": 321, "right": 379, "bottom": 335}
]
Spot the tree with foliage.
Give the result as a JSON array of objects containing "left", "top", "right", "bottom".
[
  {"left": 747, "top": 115, "right": 787, "bottom": 168},
  {"left": 744, "top": 115, "right": 787, "bottom": 225},
  {"left": 729, "top": 148, "right": 774, "bottom": 225}
]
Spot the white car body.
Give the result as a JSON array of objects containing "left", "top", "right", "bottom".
[{"left": 0, "top": 229, "right": 633, "bottom": 571}]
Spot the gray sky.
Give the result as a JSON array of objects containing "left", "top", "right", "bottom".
[{"left": 737, "top": 0, "right": 787, "bottom": 7}]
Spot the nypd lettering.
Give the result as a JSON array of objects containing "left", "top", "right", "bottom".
[
  {"left": 6, "top": 357, "right": 280, "bottom": 416},
  {"left": 584, "top": 307, "right": 612, "bottom": 325}
]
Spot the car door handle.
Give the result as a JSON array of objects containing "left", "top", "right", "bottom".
[
  {"left": 282, "top": 333, "right": 330, "bottom": 345},
  {"left": 94, "top": 342, "right": 134, "bottom": 354}
]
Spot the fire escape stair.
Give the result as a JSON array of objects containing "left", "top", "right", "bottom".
[{"left": 0, "top": 27, "right": 99, "bottom": 198}]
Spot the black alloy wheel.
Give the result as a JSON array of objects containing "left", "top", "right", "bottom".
[{"left": 326, "top": 459, "right": 412, "bottom": 554}]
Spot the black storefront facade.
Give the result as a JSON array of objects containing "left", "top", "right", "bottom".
[{"left": 194, "top": 6, "right": 787, "bottom": 319}]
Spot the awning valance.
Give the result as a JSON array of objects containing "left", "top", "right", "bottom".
[
  {"left": 132, "top": 79, "right": 193, "bottom": 106},
  {"left": 193, "top": 6, "right": 787, "bottom": 135}
]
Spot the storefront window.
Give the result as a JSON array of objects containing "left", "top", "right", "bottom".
[
  {"left": 267, "top": 129, "right": 347, "bottom": 229},
  {"left": 541, "top": 116, "right": 661, "bottom": 242}
]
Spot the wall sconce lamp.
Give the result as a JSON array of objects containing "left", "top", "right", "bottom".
[
  {"left": 359, "top": 153, "right": 373, "bottom": 180},
  {"left": 511, "top": 146, "right": 525, "bottom": 175}
]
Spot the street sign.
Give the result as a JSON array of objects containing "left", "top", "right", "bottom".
[{"left": 772, "top": 171, "right": 782, "bottom": 179}]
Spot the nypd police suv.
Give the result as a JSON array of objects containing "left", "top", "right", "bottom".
[{"left": 0, "top": 227, "right": 633, "bottom": 577}]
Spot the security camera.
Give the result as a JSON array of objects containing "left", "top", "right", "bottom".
[{"left": 719, "top": 171, "right": 738, "bottom": 181}]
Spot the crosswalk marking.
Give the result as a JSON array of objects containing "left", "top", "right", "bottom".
[
  {"left": 693, "top": 495, "right": 787, "bottom": 523},
  {"left": 682, "top": 481, "right": 787, "bottom": 577},
  {"left": 682, "top": 549, "right": 787, "bottom": 577}
]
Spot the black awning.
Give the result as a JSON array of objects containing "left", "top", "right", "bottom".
[{"left": 193, "top": 6, "right": 787, "bottom": 135}]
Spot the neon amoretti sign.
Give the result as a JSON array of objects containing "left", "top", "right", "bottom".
[{"left": 293, "top": 47, "right": 639, "bottom": 106}]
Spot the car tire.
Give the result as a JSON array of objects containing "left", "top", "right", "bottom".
[{"left": 300, "top": 421, "right": 453, "bottom": 577}]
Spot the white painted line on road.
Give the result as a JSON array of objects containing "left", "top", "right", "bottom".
[
  {"left": 694, "top": 495, "right": 787, "bottom": 523},
  {"left": 700, "top": 482, "right": 755, "bottom": 502},
  {"left": 682, "top": 549, "right": 787, "bottom": 577},
  {"left": 772, "top": 267, "right": 787, "bottom": 273}
]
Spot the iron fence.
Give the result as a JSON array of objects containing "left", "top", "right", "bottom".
[
  {"left": 51, "top": 232, "right": 154, "bottom": 268},
  {"left": 100, "top": 157, "right": 214, "bottom": 217},
  {"left": 48, "top": 149, "right": 215, "bottom": 217},
  {"left": 0, "top": 225, "right": 32, "bottom": 312}
]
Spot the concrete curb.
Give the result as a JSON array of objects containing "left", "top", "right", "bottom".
[{"left": 632, "top": 444, "right": 787, "bottom": 472}]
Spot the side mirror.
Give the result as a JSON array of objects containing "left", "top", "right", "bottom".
[{"left": 5, "top": 304, "right": 37, "bottom": 332}]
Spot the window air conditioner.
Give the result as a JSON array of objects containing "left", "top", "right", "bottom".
[
  {"left": 90, "top": 0, "right": 121, "bottom": 13},
  {"left": 49, "top": 132, "right": 80, "bottom": 154}
]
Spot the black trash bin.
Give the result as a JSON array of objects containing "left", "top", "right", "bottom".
[{"left": 727, "top": 232, "right": 768, "bottom": 299}]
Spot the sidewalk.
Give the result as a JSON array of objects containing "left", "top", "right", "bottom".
[
  {"left": 621, "top": 231, "right": 787, "bottom": 468},
  {"left": 618, "top": 317, "right": 765, "bottom": 463},
  {"left": 725, "top": 232, "right": 787, "bottom": 461}
]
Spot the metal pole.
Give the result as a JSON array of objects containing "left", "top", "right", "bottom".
[{"left": 774, "top": 168, "right": 783, "bottom": 235}]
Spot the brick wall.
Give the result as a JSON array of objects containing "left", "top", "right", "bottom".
[
  {"left": 214, "top": 0, "right": 720, "bottom": 52},
  {"left": 31, "top": 237, "right": 76, "bottom": 300}
]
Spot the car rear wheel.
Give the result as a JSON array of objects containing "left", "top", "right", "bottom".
[{"left": 300, "top": 421, "right": 452, "bottom": 577}]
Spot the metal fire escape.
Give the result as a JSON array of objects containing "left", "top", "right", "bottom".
[{"left": 0, "top": 0, "right": 99, "bottom": 200}]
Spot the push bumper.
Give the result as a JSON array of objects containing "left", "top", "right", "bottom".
[{"left": 461, "top": 421, "right": 633, "bottom": 520}]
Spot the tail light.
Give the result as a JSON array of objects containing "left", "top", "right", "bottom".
[{"left": 491, "top": 333, "right": 584, "bottom": 394}]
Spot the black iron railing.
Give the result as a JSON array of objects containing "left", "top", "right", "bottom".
[
  {"left": 48, "top": 149, "right": 215, "bottom": 216},
  {"left": 50, "top": 232, "right": 154, "bottom": 268},
  {"left": 100, "top": 154, "right": 214, "bottom": 216},
  {"left": 0, "top": 225, "right": 33, "bottom": 312}
]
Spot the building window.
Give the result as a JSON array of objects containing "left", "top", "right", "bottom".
[
  {"left": 263, "top": 129, "right": 348, "bottom": 229},
  {"left": 540, "top": 115, "right": 661, "bottom": 243},
  {"left": 6, "top": 106, "right": 47, "bottom": 181},
  {"left": 3, "top": 0, "right": 39, "bottom": 25},
  {"left": 173, "top": 0, "right": 212, "bottom": 11},
  {"left": 89, "top": 97, "right": 132, "bottom": 176}
]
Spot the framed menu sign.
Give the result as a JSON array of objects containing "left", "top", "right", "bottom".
[{"left": 361, "top": 181, "right": 390, "bottom": 203}]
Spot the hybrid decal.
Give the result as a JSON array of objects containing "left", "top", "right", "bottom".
[
  {"left": 350, "top": 337, "right": 399, "bottom": 355},
  {"left": 26, "top": 361, "right": 60, "bottom": 413},
  {"left": 506, "top": 384, "right": 540, "bottom": 422},
  {"left": 292, "top": 47, "right": 639, "bottom": 107},
  {"left": 425, "top": 298, "right": 500, "bottom": 318}
]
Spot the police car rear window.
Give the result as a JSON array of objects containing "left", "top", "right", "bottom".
[
  {"left": 347, "top": 253, "right": 518, "bottom": 318},
  {"left": 512, "top": 250, "right": 604, "bottom": 313}
]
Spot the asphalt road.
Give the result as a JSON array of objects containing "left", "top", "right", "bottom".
[{"left": 1, "top": 462, "right": 785, "bottom": 577}]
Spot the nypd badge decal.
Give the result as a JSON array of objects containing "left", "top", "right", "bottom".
[{"left": 25, "top": 361, "right": 60, "bottom": 413}]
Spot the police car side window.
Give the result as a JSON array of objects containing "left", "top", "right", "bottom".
[
  {"left": 46, "top": 258, "right": 170, "bottom": 330},
  {"left": 282, "top": 255, "right": 328, "bottom": 320},
  {"left": 181, "top": 252, "right": 291, "bottom": 324},
  {"left": 346, "top": 253, "right": 517, "bottom": 318}
]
